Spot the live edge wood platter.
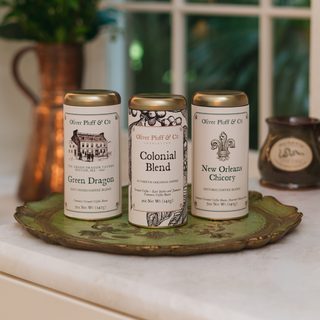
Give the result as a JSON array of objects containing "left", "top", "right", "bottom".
[{"left": 14, "top": 186, "right": 302, "bottom": 256}]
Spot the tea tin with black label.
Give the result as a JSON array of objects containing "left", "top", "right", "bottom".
[{"left": 128, "top": 94, "right": 188, "bottom": 228}]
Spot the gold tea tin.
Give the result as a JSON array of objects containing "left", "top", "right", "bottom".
[
  {"left": 192, "top": 91, "right": 249, "bottom": 220},
  {"left": 63, "top": 90, "right": 121, "bottom": 220},
  {"left": 128, "top": 94, "right": 188, "bottom": 228}
]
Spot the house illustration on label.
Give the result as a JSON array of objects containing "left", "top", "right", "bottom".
[{"left": 68, "top": 130, "right": 111, "bottom": 161}]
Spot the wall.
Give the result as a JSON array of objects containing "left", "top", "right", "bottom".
[
  {"left": 0, "top": 39, "right": 37, "bottom": 176},
  {"left": 0, "top": 25, "right": 107, "bottom": 177}
]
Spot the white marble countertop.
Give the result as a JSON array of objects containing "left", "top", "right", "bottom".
[{"left": 0, "top": 153, "right": 320, "bottom": 319}]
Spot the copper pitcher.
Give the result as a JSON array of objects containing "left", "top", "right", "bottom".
[{"left": 14, "top": 43, "right": 83, "bottom": 201}]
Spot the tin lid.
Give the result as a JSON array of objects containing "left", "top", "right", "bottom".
[
  {"left": 192, "top": 91, "right": 248, "bottom": 107},
  {"left": 129, "top": 94, "right": 187, "bottom": 111},
  {"left": 64, "top": 90, "right": 121, "bottom": 106}
]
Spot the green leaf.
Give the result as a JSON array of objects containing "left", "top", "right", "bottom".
[
  {"left": 84, "top": 26, "right": 98, "bottom": 42},
  {"left": 0, "top": 22, "right": 27, "bottom": 39},
  {"left": 1, "top": 10, "right": 22, "bottom": 25},
  {"left": 0, "top": 0, "right": 10, "bottom": 7},
  {"left": 65, "top": 0, "right": 79, "bottom": 10},
  {"left": 0, "top": 0, "right": 116, "bottom": 43},
  {"left": 74, "top": 25, "right": 89, "bottom": 36},
  {"left": 55, "top": 26, "right": 67, "bottom": 43},
  {"left": 95, "top": 9, "right": 117, "bottom": 27}
]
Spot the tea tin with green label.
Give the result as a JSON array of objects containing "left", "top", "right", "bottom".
[{"left": 64, "top": 90, "right": 121, "bottom": 220}]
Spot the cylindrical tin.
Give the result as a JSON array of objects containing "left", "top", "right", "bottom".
[
  {"left": 192, "top": 91, "right": 249, "bottom": 220},
  {"left": 128, "top": 94, "right": 188, "bottom": 228},
  {"left": 63, "top": 90, "right": 121, "bottom": 220}
]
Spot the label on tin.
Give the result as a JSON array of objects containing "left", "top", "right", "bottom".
[
  {"left": 128, "top": 109, "right": 188, "bottom": 227},
  {"left": 64, "top": 104, "right": 121, "bottom": 219},
  {"left": 270, "top": 137, "right": 313, "bottom": 172},
  {"left": 132, "top": 125, "right": 183, "bottom": 212},
  {"left": 191, "top": 104, "right": 249, "bottom": 219}
]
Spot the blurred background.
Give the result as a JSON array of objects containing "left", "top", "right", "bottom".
[
  {"left": 122, "top": 0, "right": 310, "bottom": 149},
  {"left": 0, "top": 0, "right": 310, "bottom": 181}
]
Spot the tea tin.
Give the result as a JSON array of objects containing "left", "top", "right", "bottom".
[
  {"left": 128, "top": 94, "right": 188, "bottom": 228},
  {"left": 192, "top": 91, "right": 249, "bottom": 220},
  {"left": 64, "top": 90, "right": 121, "bottom": 220}
]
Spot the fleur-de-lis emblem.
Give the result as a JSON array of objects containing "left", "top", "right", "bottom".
[{"left": 211, "top": 131, "right": 235, "bottom": 161}]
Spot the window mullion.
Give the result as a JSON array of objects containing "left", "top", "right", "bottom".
[
  {"left": 310, "top": 0, "right": 320, "bottom": 119},
  {"left": 171, "top": 0, "right": 186, "bottom": 96},
  {"left": 258, "top": 0, "right": 273, "bottom": 148}
]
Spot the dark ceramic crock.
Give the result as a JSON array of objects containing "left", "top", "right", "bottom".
[{"left": 258, "top": 116, "right": 320, "bottom": 190}]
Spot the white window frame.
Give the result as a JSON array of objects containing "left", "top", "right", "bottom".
[{"left": 96, "top": 0, "right": 317, "bottom": 147}]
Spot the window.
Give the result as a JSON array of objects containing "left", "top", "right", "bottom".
[{"left": 102, "top": 0, "right": 314, "bottom": 149}]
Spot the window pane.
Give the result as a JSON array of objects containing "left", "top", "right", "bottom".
[
  {"left": 273, "top": 0, "right": 310, "bottom": 7},
  {"left": 187, "top": 16, "right": 259, "bottom": 149},
  {"left": 273, "top": 19, "right": 309, "bottom": 116},
  {"left": 187, "top": 0, "right": 258, "bottom": 4},
  {"left": 126, "top": 13, "right": 171, "bottom": 97}
]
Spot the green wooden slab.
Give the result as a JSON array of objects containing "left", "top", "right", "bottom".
[{"left": 14, "top": 186, "right": 302, "bottom": 256}]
